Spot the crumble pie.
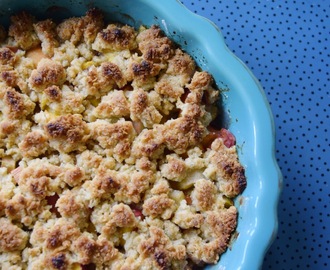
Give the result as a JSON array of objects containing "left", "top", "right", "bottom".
[{"left": 0, "top": 8, "right": 246, "bottom": 270}]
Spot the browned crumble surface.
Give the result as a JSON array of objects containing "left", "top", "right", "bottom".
[{"left": 0, "top": 9, "right": 246, "bottom": 270}]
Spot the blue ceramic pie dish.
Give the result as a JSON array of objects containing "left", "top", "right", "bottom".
[{"left": 0, "top": 0, "right": 283, "bottom": 269}]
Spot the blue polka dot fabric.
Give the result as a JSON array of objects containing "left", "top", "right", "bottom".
[{"left": 181, "top": 1, "right": 329, "bottom": 269}]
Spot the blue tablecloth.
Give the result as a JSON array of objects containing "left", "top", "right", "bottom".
[{"left": 182, "top": 1, "right": 329, "bottom": 269}]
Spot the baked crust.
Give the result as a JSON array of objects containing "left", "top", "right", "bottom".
[
  {"left": 0, "top": 9, "right": 246, "bottom": 269},
  {"left": 8, "top": 11, "right": 40, "bottom": 50},
  {"left": 0, "top": 218, "right": 28, "bottom": 252}
]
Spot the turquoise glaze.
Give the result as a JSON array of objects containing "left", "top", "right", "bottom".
[{"left": 0, "top": 0, "right": 282, "bottom": 269}]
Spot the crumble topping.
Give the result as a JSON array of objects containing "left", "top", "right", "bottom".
[{"left": 0, "top": 9, "right": 247, "bottom": 270}]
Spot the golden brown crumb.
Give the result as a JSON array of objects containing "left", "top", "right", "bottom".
[
  {"left": 30, "top": 219, "right": 80, "bottom": 253},
  {"left": 139, "top": 226, "right": 186, "bottom": 269},
  {"left": 208, "top": 139, "right": 247, "bottom": 197},
  {"left": 72, "top": 234, "right": 96, "bottom": 265},
  {"left": 89, "top": 120, "right": 135, "bottom": 161},
  {"left": 45, "top": 252, "right": 68, "bottom": 270},
  {"left": 126, "top": 170, "right": 153, "bottom": 203},
  {"left": 45, "top": 115, "right": 83, "bottom": 141},
  {"left": 45, "top": 114, "right": 89, "bottom": 153},
  {"left": 18, "top": 162, "right": 62, "bottom": 182},
  {"left": 94, "top": 90, "right": 130, "bottom": 119},
  {"left": 5, "top": 194, "right": 44, "bottom": 226},
  {"left": 93, "top": 24, "right": 137, "bottom": 52},
  {"left": 143, "top": 194, "right": 176, "bottom": 219},
  {"left": 172, "top": 201, "right": 204, "bottom": 229},
  {"left": 191, "top": 179, "right": 217, "bottom": 211},
  {"left": 57, "top": 8, "right": 104, "bottom": 45},
  {"left": 29, "top": 58, "right": 66, "bottom": 91},
  {"left": 135, "top": 156, "right": 157, "bottom": 172},
  {"left": 102, "top": 203, "right": 137, "bottom": 236},
  {"left": 19, "top": 130, "right": 48, "bottom": 157},
  {"left": 129, "top": 59, "right": 161, "bottom": 85},
  {"left": 24, "top": 175, "right": 50, "bottom": 199},
  {"left": 76, "top": 150, "right": 103, "bottom": 176},
  {"left": 3, "top": 87, "right": 24, "bottom": 117},
  {"left": 101, "top": 62, "right": 126, "bottom": 87},
  {"left": 136, "top": 25, "right": 164, "bottom": 42},
  {"left": 188, "top": 71, "right": 213, "bottom": 92},
  {"left": 90, "top": 169, "right": 122, "bottom": 200},
  {"left": 0, "top": 218, "right": 28, "bottom": 252},
  {"left": 154, "top": 76, "right": 185, "bottom": 99},
  {"left": 184, "top": 208, "right": 238, "bottom": 264},
  {"left": 186, "top": 235, "right": 228, "bottom": 264},
  {"left": 205, "top": 206, "right": 237, "bottom": 238},
  {"left": 8, "top": 11, "right": 40, "bottom": 50},
  {"left": 93, "top": 237, "right": 120, "bottom": 265},
  {"left": 44, "top": 222, "right": 80, "bottom": 250},
  {"left": 137, "top": 25, "right": 175, "bottom": 63},
  {"left": 82, "top": 7, "right": 105, "bottom": 44},
  {"left": 0, "top": 47, "right": 17, "bottom": 65},
  {"left": 64, "top": 167, "right": 86, "bottom": 187},
  {"left": 34, "top": 19, "right": 59, "bottom": 57},
  {"left": 160, "top": 154, "right": 187, "bottom": 181},
  {"left": 56, "top": 190, "right": 90, "bottom": 226},
  {"left": 130, "top": 89, "right": 148, "bottom": 116},
  {"left": 0, "top": 120, "right": 17, "bottom": 136},
  {"left": 131, "top": 128, "right": 165, "bottom": 159},
  {"left": 12, "top": 164, "right": 62, "bottom": 204},
  {"left": 3, "top": 87, "right": 35, "bottom": 119},
  {"left": 85, "top": 62, "right": 127, "bottom": 97},
  {"left": 150, "top": 179, "right": 170, "bottom": 195},
  {"left": 154, "top": 49, "right": 196, "bottom": 99},
  {"left": 56, "top": 17, "right": 84, "bottom": 44},
  {"left": 162, "top": 116, "right": 206, "bottom": 154},
  {"left": 44, "top": 85, "right": 62, "bottom": 101},
  {"left": 0, "top": 69, "right": 18, "bottom": 87},
  {"left": 129, "top": 89, "right": 163, "bottom": 127},
  {"left": 185, "top": 71, "right": 216, "bottom": 104},
  {"left": 166, "top": 49, "right": 196, "bottom": 77}
]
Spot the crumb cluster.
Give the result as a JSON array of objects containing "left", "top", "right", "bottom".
[{"left": 0, "top": 8, "right": 246, "bottom": 270}]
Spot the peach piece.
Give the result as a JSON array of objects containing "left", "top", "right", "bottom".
[{"left": 26, "top": 46, "right": 47, "bottom": 65}]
